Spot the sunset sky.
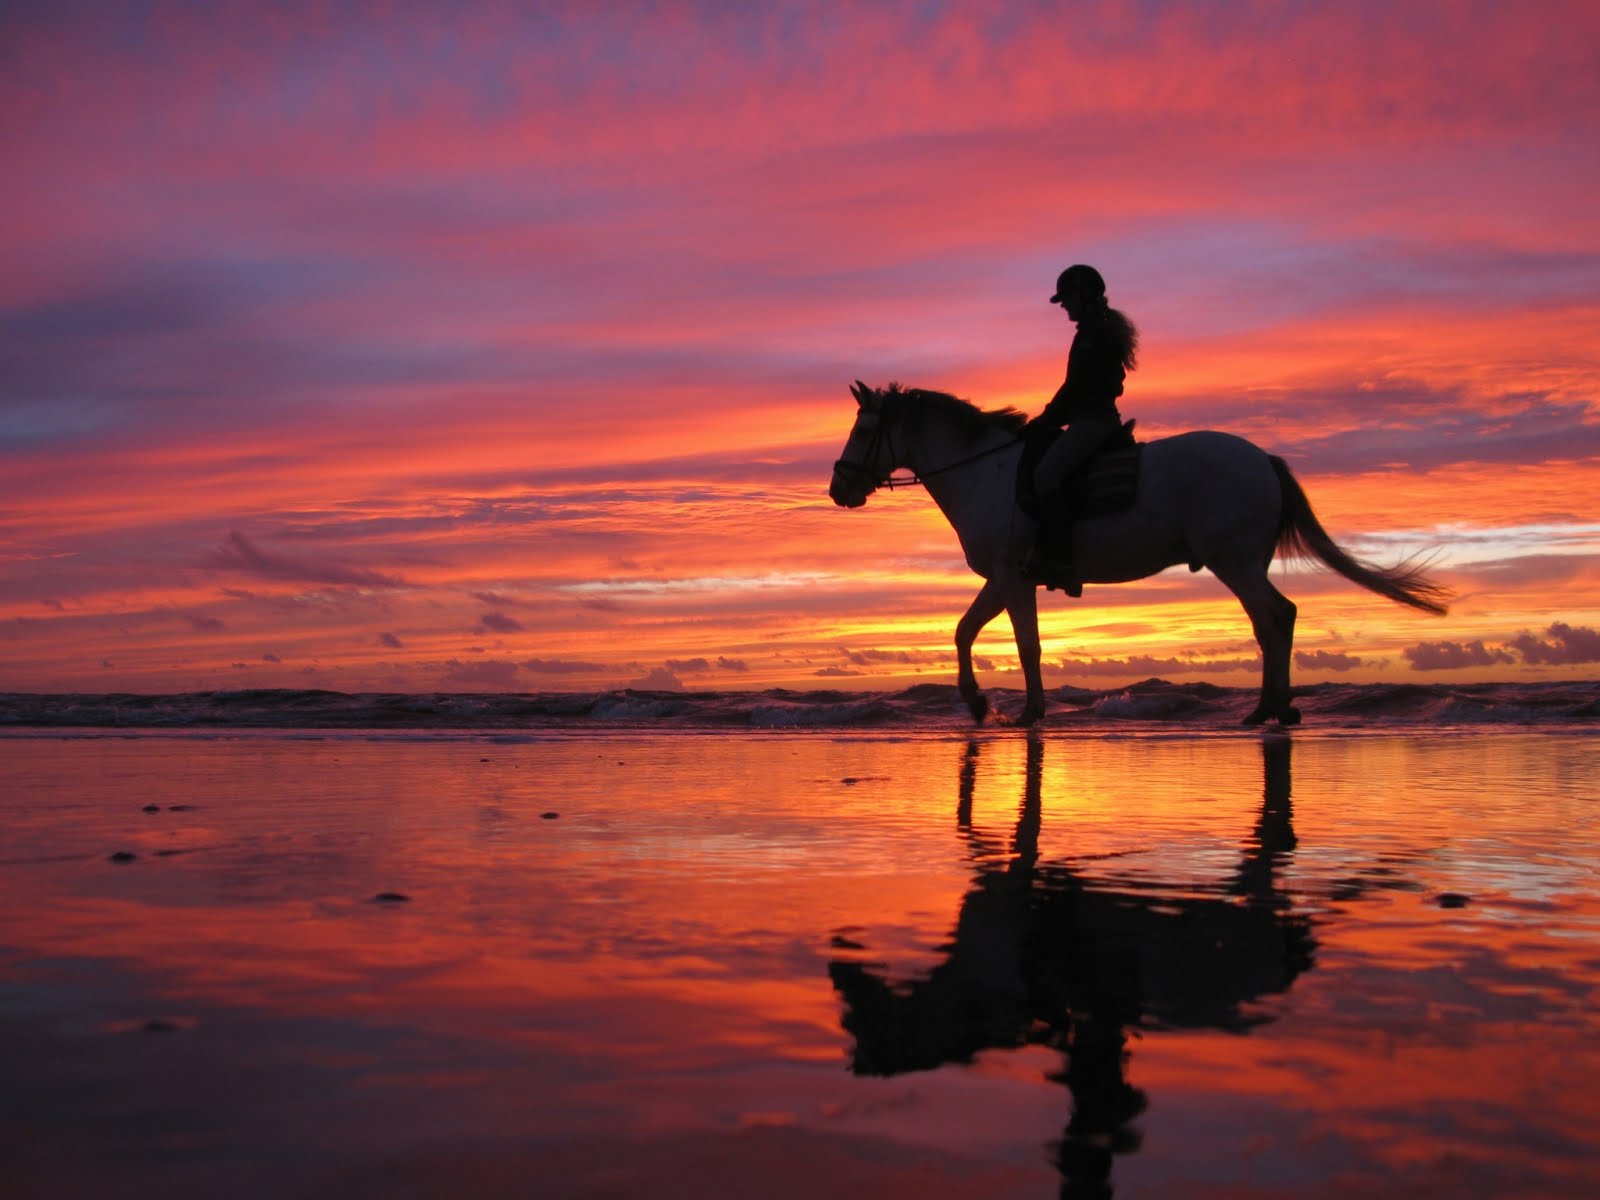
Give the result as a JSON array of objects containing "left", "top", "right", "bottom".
[{"left": 3, "top": 0, "right": 1597, "bottom": 695}]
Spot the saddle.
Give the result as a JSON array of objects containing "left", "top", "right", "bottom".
[{"left": 1016, "top": 419, "right": 1141, "bottom": 521}]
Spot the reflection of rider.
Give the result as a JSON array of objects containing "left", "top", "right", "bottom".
[{"left": 1024, "top": 264, "right": 1139, "bottom": 597}]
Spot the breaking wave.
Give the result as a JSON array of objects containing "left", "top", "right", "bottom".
[{"left": 2, "top": 679, "right": 1596, "bottom": 733}]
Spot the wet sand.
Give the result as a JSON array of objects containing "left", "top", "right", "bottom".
[{"left": 2, "top": 728, "right": 1597, "bottom": 1198}]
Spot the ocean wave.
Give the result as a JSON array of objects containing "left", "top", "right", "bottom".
[{"left": 2, "top": 680, "right": 1597, "bottom": 732}]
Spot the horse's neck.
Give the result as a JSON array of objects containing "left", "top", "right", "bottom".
[
  {"left": 901, "top": 420, "right": 964, "bottom": 487},
  {"left": 903, "top": 420, "right": 1020, "bottom": 539}
]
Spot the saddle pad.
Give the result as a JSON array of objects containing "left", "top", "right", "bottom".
[
  {"left": 1070, "top": 446, "right": 1141, "bottom": 516},
  {"left": 1016, "top": 422, "right": 1142, "bottom": 520}
]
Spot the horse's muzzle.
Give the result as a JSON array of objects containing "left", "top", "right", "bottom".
[
  {"left": 829, "top": 469, "right": 870, "bottom": 508},
  {"left": 830, "top": 459, "right": 876, "bottom": 508}
]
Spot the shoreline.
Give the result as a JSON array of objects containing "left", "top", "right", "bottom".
[{"left": 1, "top": 678, "right": 1597, "bottom": 732}]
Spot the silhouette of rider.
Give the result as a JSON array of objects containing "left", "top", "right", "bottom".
[{"left": 1022, "top": 265, "right": 1139, "bottom": 596}]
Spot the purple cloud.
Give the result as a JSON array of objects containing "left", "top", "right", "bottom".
[
  {"left": 440, "top": 659, "right": 521, "bottom": 687},
  {"left": 665, "top": 657, "right": 711, "bottom": 672},
  {"left": 1509, "top": 622, "right": 1600, "bottom": 665},
  {"left": 627, "top": 666, "right": 684, "bottom": 691},
  {"left": 1056, "top": 655, "right": 1261, "bottom": 678},
  {"left": 208, "top": 531, "right": 406, "bottom": 588},
  {"left": 477, "top": 611, "right": 524, "bottom": 634},
  {"left": 842, "top": 647, "right": 949, "bottom": 666},
  {"left": 665, "top": 656, "right": 752, "bottom": 674},
  {"left": 379, "top": 632, "right": 403, "bottom": 648},
  {"left": 472, "top": 590, "right": 533, "bottom": 608},
  {"left": 1293, "top": 650, "right": 1366, "bottom": 671},
  {"left": 1403, "top": 640, "right": 1515, "bottom": 670},
  {"left": 522, "top": 657, "right": 605, "bottom": 674}
]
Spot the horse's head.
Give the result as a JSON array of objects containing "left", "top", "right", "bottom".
[{"left": 829, "top": 381, "right": 897, "bottom": 508}]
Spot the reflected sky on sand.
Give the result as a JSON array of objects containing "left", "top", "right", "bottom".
[{"left": 2, "top": 729, "right": 1597, "bottom": 1198}]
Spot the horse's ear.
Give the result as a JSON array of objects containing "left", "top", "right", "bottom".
[{"left": 850, "top": 380, "right": 868, "bottom": 407}]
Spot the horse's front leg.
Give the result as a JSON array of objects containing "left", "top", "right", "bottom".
[
  {"left": 955, "top": 578, "right": 1010, "bottom": 723},
  {"left": 1004, "top": 582, "right": 1046, "bottom": 725}
]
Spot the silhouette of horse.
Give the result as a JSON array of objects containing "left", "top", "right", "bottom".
[
  {"left": 829, "top": 383, "right": 1449, "bottom": 726},
  {"left": 828, "top": 735, "right": 1310, "bottom": 1198}
]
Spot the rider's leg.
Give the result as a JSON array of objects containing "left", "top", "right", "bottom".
[{"left": 1027, "top": 418, "right": 1116, "bottom": 594}]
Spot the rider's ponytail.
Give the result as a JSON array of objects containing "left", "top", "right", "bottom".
[
  {"left": 1057, "top": 264, "right": 1138, "bottom": 371},
  {"left": 1102, "top": 304, "right": 1139, "bottom": 372}
]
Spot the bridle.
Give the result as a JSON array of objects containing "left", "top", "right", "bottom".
[
  {"left": 833, "top": 393, "right": 1021, "bottom": 494},
  {"left": 832, "top": 403, "right": 906, "bottom": 493}
]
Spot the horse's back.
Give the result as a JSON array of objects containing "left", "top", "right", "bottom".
[
  {"left": 1144, "top": 428, "right": 1272, "bottom": 463},
  {"left": 1133, "top": 430, "right": 1282, "bottom": 562},
  {"left": 1140, "top": 430, "right": 1279, "bottom": 498}
]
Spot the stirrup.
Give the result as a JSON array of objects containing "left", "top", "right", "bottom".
[{"left": 1020, "top": 549, "right": 1083, "bottom": 598}]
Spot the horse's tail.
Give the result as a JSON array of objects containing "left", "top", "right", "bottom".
[{"left": 1270, "top": 456, "right": 1450, "bottom": 615}]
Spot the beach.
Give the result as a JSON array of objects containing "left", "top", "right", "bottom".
[{"left": 3, "top": 721, "right": 1597, "bottom": 1198}]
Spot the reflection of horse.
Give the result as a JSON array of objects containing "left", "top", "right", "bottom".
[
  {"left": 828, "top": 383, "right": 1449, "bottom": 726},
  {"left": 828, "top": 736, "right": 1311, "bottom": 1199}
]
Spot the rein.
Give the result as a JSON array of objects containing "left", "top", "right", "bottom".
[
  {"left": 879, "top": 438, "right": 1019, "bottom": 490},
  {"left": 834, "top": 400, "right": 1022, "bottom": 493}
]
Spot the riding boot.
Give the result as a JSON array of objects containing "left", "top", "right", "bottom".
[
  {"left": 1042, "top": 513, "right": 1083, "bottom": 597},
  {"left": 1024, "top": 496, "right": 1083, "bottom": 598}
]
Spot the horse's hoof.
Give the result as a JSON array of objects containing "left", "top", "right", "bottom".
[
  {"left": 1019, "top": 702, "right": 1044, "bottom": 726},
  {"left": 1244, "top": 704, "right": 1299, "bottom": 726},
  {"left": 963, "top": 690, "right": 989, "bottom": 724}
]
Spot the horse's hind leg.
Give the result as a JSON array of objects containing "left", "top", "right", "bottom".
[{"left": 1216, "top": 565, "right": 1300, "bottom": 725}]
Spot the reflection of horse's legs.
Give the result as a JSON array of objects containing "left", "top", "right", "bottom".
[
  {"left": 1230, "top": 736, "right": 1297, "bottom": 899},
  {"left": 956, "top": 579, "right": 1008, "bottom": 722},
  {"left": 957, "top": 738, "right": 980, "bottom": 828},
  {"left": 1218, "top": 564, "right": 1300, "bottom": 725}
]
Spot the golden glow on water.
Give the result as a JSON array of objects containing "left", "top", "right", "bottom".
[{"left": 1, "top": 730, "right": 1597, "bottom": 1197}]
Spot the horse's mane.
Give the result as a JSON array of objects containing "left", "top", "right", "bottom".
[{"left": 883, "top": 383, "right": 1029, "bottom": 443}]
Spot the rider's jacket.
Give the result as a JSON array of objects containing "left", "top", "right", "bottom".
[{"left": 1035, "top": 308, "right": 1126, "bottom": 428}]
